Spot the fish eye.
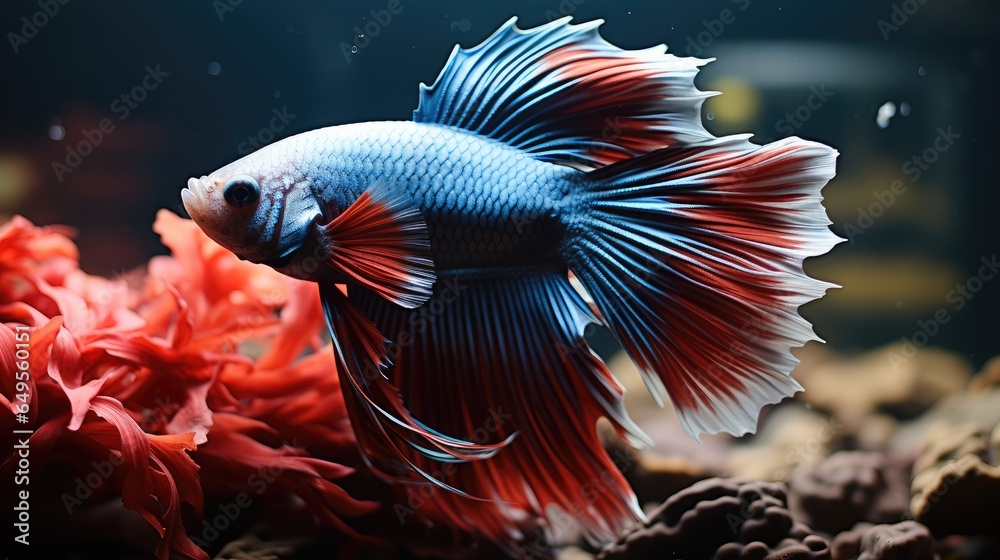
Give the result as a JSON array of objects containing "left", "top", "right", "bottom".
[{"left": 223, "top": 175, "right": 260, "bottom": 209}]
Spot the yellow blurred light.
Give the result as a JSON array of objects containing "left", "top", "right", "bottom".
[
  {"left": 0, "top": 155, "right": 33, "bottom": 212},
  {"left": 808, "top": 255, "right": 964, "bottom": 311},
  {"left": 705, "top": 76, "right": 761, "bottom": 127}
]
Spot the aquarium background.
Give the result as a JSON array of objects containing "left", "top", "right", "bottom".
[
  {"left": 2, "top": 0, "right": 996, "bottom": 367},
  {"left": 2, "top": 1, "right": 1000, "bottom": 559}
]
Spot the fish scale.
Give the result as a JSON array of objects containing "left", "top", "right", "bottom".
[{"left": 291, "top": 120, "right": 576, "bottom": 269}]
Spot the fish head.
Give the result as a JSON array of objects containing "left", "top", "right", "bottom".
[{"left": 181, "top": 155, "right": 325, "bottom": 279}]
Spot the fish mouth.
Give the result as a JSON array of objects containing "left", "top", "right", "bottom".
[{"left": 181, "top": 177, "right": 207, "bottom": 217}]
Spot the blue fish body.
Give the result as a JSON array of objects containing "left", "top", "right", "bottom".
[{"left": 274, "top": 121, "right": 577, "bottom": 268}]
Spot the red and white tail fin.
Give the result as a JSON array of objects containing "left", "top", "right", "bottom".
[{"left": 566, "top": 136, "right": 841, "bottom": 439}]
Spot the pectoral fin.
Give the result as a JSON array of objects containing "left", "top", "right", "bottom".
[{"left": 321, "top": 181, "right": 436, "bottom": 309}]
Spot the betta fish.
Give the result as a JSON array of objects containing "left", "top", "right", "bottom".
[{"left": 182, "top": 17, "right": 839, "bottom": 550}]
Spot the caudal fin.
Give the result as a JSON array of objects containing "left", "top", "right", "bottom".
[{"left": 565, "top": 135, "right": 841, "bottom": 440}]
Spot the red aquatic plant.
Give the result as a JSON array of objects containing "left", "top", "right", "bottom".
[{"left": 0, "top": 212, "right": 375, "bottom": 559}]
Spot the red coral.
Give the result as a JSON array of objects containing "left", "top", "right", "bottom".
[
  {"left": 0, "top": 213, "right": 373, "bottom": 559},
  {"left": 0, "top": 215, "right": 78, "bottom": 313}
]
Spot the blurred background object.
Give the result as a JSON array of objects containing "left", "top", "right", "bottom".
[{"left": 0, "top": 0, "right": 996, "bottom": 364}]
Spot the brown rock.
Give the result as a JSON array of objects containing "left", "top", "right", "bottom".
[
  {"left": 890, "top": 388, "right": 1000, "bottom": 454},
  {"left": 830, "top": 521, "right": 937, "bottom": 560},
  {"left": 856, "top": 414, "right": 900, "bottom": 451},
  {"left": 597, "top": 478, "right": 830, "bottom": 560},
  {"left": 728, "top": 406, "right": 845, "bottom": 482},
  {"left": 968, "top": 355, "right": 1000, "bottom": 393},
  {"left": 795, "top": 343, "right": 971, "bottom": 424},
  {"left": 789, "top": 451, "right": 911, "bottom": 535},
  {"left": 910, "top": 422, "right": 1000, "bottom": 537},
  {"left": 891, "top": 357, "right": 1000, "bottom": 454}
]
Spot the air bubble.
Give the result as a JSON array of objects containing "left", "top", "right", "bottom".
[
  {"left": 48, "top": 124, "right": 65, "bottom": 141},
  {"left": 876, "top": 101, "right": 896, "bottom": 129},
  {"left": 207, "top": 61, "right": 222, "bottom": 76}
]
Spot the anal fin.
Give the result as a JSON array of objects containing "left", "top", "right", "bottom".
[
  {"left": 319, "top": 282, "right": 506, "bottom": 489},
  {"left": 349, "top": 267, "right": 648, "bottom": 546}
]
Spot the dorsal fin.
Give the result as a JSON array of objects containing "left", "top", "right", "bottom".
[{"left": 413, "top": 17, "right": 716, "bottom": 169}]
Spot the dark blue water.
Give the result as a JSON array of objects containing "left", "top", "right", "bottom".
[{"left": 1, "top": 0, "right": 997, "bottom": 365}]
